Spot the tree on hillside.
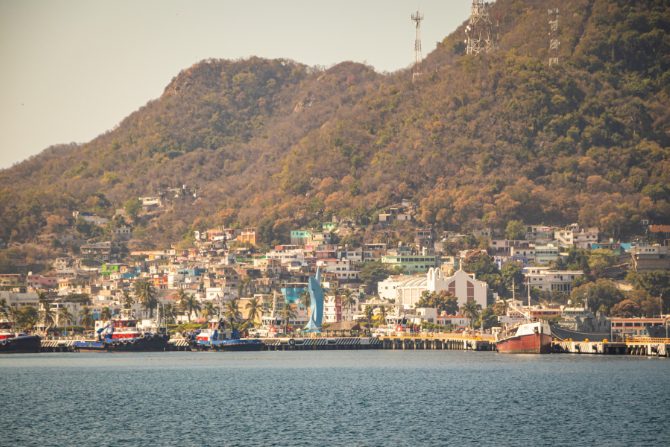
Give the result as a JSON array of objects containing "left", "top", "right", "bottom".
[
  {"left": 505, "top": 220, "right": 526, "bottom": 240},
  {"left": 627, "top": 270, "right": 670, "bottom": 313},
  {"left": 570, "top": 279, "right": 624, "bottom": 315},
  {"left": 500, "top": 262, "right": 524, "bottom": 298},
  {"left": 359, "top": 261, "right": 394, "bottom": 294}
]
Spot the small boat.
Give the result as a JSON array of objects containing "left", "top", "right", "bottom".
[
  {"left": 74, "top": 313, "right": 168, "bottom": 352},
  {"left": 496, "top": 320, "right": 552, "bottom": 354},
  {"left": 0, "top": 320, "right": 41, "bottom": 354},
  {"left": 192, "top": 318, "right": 264, "bottom": 352}
]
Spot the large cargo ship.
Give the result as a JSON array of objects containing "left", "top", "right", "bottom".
[
  {"left": 0, "top": 320, "right": 41, "bottom": 354},
  {"left": 496, "top": 320, "right": 552, "bottom": 354}
]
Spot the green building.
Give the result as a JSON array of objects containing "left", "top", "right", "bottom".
[{"left": 381, "top": 254, "right": 438, "bottom": 273}]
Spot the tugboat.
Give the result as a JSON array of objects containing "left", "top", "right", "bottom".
[
  {"left": 192, "top": 318, "right": 264, "bottom": 352},
  {"left": 74, "top": 311, "right": 169, "bottom": 352},
  {"left": 0, "top": 320, "right": 41, "bottom": 354}
]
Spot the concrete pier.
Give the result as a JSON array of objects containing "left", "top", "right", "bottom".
[{"left": 552, "top": 338, "right": 669, "bottom": 357}]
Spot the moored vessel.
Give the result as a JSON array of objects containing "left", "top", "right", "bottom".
[
  {"left": 496, "top": 320, "right": 552, "bottom": 354},
  {"left": 192, "top": 318, "right": 264, "bottom": 352},
  {"left": 0, "top": 320, "right": 41, "bottom": 354},
  {"left": 74, "top": 313, "right": 168, "bottom": 352}
]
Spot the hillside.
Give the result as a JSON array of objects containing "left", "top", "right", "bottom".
[{"left": 0, "top": 0, "right": 668, "bottom": 266}]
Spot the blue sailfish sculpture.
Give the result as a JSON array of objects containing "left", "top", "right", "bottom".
[{"left": 304, "top": 268, "right": 324, "bottom": 332}]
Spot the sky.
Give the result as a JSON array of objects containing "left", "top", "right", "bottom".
[{"left": 0, "top": 0, "right": 471, "bottom": 169}]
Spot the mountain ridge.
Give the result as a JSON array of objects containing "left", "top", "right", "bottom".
[{"left": 1, "top": 0, "right": 668, "bottom": 261}]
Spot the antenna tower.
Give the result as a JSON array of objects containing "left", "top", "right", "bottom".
[
  {"left": 548, "top": 8, "right": 560, "bottom": 66},
  {"left": 411, "top": 10, "right": 424, "bottom": 82},
  {"left": 465, "top": 0, "right": 495, "bottom": 55}
]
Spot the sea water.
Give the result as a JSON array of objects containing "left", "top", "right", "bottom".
[{"left": 1, "top": 351, "right": 669, "bottom": 446}]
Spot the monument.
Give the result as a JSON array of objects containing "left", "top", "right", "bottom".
[{"left": 304, "top": 268, "right": 324, "bottom": 332}]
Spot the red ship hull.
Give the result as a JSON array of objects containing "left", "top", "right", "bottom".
[{"left": 497, "top": 332, "right": 552, "bottom": 354}]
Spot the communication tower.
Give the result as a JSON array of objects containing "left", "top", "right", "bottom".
[
  {"left": 465, "top": 0, "right": 495, "bottom": 55},
  {"left": 548, "top": 8, "right": 560, "bottom": 66},
  {"left": 411, "top": 10, "right": 424, "bottom": 82}
]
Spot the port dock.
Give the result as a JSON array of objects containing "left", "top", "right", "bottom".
[
  {"left": 36, "top": 334, "right": 670, "bottom": 357},
  {"left": 552, "top": 337, "right": 670, "bottom": 357}
]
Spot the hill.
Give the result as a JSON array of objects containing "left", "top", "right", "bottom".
[{"left": 0, "top": 0, "right": 668, "bottom": 267}]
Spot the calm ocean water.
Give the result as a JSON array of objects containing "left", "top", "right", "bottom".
[{"left": 1, "top": 351, "right": 669, "bottom": 446}]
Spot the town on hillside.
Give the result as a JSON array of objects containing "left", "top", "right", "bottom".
[{"left": 1, "top": 199, "right": 669, "bottom": 340}]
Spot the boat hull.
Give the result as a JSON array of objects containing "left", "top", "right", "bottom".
[
  {"left": 0, "top": 335, "right": 41, "bottom": 354},
  {"left": 497, "top": 332, "right": 552, "bottom": 354},
  {"left": 74, "top": 334, "right": 169, "bottom": 352}
]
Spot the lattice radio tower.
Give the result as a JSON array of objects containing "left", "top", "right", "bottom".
[
  {"left": 411, "top": 10, "right": 424, "bottom": 82},
  {"left": 465, "top": 1, "right": 495, "bottom": 55},
  {"left": 548, "top": 8, "right": 560, "bottom": 66}
]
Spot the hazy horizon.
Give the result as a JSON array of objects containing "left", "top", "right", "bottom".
[{"left": 0, "top": 0, "right": 471, "bottom": 169}]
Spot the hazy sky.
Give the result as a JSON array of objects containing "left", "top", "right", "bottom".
[{"left": 0, "top": 0, "right": 471, "bottom": 169}]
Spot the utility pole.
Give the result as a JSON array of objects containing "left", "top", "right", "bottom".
[
  {"left": 465, "top": 0, "right": 495, "bottom": 55},
  {"left": 411, "top": 9, "right": 424, "bottom": 82},
  {"left": 548, "top": 8, "right": 560, "bottom": 66}
]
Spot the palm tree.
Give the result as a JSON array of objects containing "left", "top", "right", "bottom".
[
  {"left": 201, "top": 301, "right": 217, "bottom": 320},
  {"left": 38, "top": 292, "right": 55, "bottom": 331},
  {"left": 299, "top": 290, "right": 311, "bottom": 320},
  {"left": 461, "top": 300, "right": 482, "bottom": 329},
  {"left": 57, "top": 306, "right": 73, "bottom": 328},
  {"left": 101, "top": 307, "right": 112, "bottom": 321},
  {"left": 364, "top": 305, "right": 374, "bottom": 324},
  {"left": 80, "top": 306, "right": 94, "bottom": 329},
  {"left": 377, "top": 305, "right": 388, "bottom": 326},
  {"left": 134, "top": 279, "right": 157, "bottom": 317},
  {"left": 281, "top": 302, "right": 297, "bottom": 335},
  {"left": 225, "top": 298, "right": 242, "bottom": 331},
  {"left": 342, "top": 290, "right": 357, "bottom": 318},
  {"left": 245, "top": 297, "right": 263, "bottom": 328},
  {"left": 16, "top": 306, "right": 38, "bottom": 331},
  {"left": 162, "top": 304, "right": 177, "bottom": 325},
  {"left": 179, "top": 292, "right": 201, "bottom": 323},
  {"left": 122, "top": 289, "right": 134, "bottom": 310},
  {"left": 0, "top": 298, "right": 9, "bottom": 320}
]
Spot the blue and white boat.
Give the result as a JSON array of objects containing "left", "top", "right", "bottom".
[{"left": 193, "top": 318, "right": 264, "bottom": 351}]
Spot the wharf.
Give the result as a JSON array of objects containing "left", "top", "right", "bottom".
[
  {"left": 378, "top": 333, "right": 496, "bottom": 351},
  {"left": 552, "top": 337, "right": 670, "bottom": 357},
  {"left": 40, "top": 338, "right": 192, "bottom": 352},
  {"left": 36, "top": 334, "right": 669, "bottom": 357},
  {"left": 264, "top": 333, "right": 495, "bottom": 351}
]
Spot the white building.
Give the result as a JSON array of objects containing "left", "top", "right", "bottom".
[
  {"left": 554, "top": 225, "right": 599, "bottom": 249},
  {"left": 315, "top": 258, "right": 360, "bottom": 282},
  {"left": 523, "top": 267, "right": 584, "bottom": 293},
  {"left": 323, "top": 294, "right": 358, "bottom": 323},
  {"left": 427, "top": 268, "right": 488, "bottom": 310},
  {"left": 377, "top": 268, "right": 488, "bottom": 310},
  {"left": 265, "top": 249, "right": 306, "bottom": 266}
]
